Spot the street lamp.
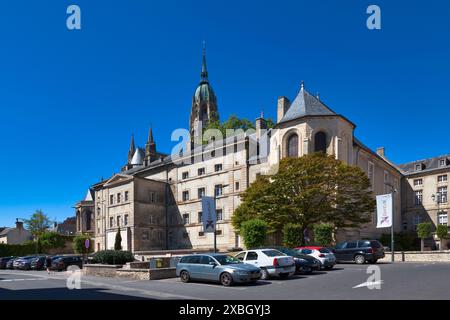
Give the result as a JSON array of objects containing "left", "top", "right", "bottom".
[{"left": 432, "top": 192, "right": 442, "bottom": 248}]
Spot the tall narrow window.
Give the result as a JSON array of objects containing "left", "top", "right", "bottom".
[
  {"left": 314, "top": 132, "right": 327, "bottom": 153},
  {"left": 287, "top": 134, "right": 298, "bottom": 158}
]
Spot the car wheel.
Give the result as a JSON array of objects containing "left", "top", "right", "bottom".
[
  {"left": 260, "top": 268, "right": 269, "bottom": 280},
  {"left": 325, "top": 265, "right": 334, "bottom": 270},
  {"left": 180, "top": 270, "right": 190, "bottom": 283},
  {"left": 220, "top": 272, "right": 233, "bottom": 286},
  {"left": 354, "top": 255, "right": 366, "bottom": 264}
]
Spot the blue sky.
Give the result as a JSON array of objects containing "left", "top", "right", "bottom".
[{"left": 0, "top": 0, "right": 449, "bottom": 226}]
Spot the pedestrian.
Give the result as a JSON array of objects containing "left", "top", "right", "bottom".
[{"left": 45, "top": 255, "right": 52, "bottom": 274}]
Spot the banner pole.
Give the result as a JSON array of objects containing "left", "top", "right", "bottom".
[{"left": 391, "top": 190, "right": 395, "bottom": 262}]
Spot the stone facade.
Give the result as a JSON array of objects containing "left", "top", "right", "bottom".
[{"left": 74, "top": 53, "right": 448, "bottom": 253}]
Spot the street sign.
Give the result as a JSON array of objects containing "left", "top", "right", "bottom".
[
  {"left": 201, "top": 196, "right": 216, "bottom": 233},
  {"left": 84, "top": 239, "right": 90, "bottom": 249}
]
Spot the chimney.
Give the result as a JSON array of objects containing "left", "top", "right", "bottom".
[
  {"left": 15, "top": 218, "right": 23, "bottom": 230},
  {"left": 255, "top": 116, "right": 267, "bottom": 138},
  {"left": 277, "top": 97, "right": 290, "bottom": 123},
  {"left": 376, "top": 147, "right": 385, "bottom": 157}
]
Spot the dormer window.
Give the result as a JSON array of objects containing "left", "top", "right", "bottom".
[
  {"left": 439, "top": 159, "right": 448, "bottom": 167},
  {"left": 415, "top": 163, "right": 424, "bottom": 171}
]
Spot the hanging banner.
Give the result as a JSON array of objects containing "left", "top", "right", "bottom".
[
  {"left": 202, "top": 196, "right": 216, "bottom": 233},
  {"left": 376, "top": 193, "right": 393, "bottom": 228}
]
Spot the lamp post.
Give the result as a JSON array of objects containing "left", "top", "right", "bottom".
[
  {"left": 384, "top": 182, "right": 397, "bottom": 262},
  {"left": 432, "top": 192, "right": 442, "bottom": 249}
]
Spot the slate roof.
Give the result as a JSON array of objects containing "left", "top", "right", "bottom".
[
  {"left": 397, "top": 154, "right": 450, "bottom": 175},
  {"left": 279, "top": 84, "right": 337, "bottom": 123},
  {"left": 0, "top": 228, "right": 12, "bottom": 236}
]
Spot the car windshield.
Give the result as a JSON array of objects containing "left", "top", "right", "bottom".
[
  {"left": 214, "top": 255, "right": 241, "bottom": 265},
  {"left": 319, "top": 248, "right": 331, "bottom": 253},
  {"left": 274, "top": 247, "right": 298, "bottom": 257},
  {"left": 262, "top": 250, "right": 284, "bottom": 257}
]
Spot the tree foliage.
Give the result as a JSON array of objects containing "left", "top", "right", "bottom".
[
  {"left": 436, "top": 225, "right": 448, "bottom": 240},
  {"left": 73, "top": 234, "right": 93, "bottom": 254},
  {"left": 23, "top": 210, "right": 51, "bottom": 238},
  {"left": 313, "top": 223, "right": 334, "bottom": 246},
  {"left": 283, "top": 223, "right": 302, "bottom": 248},
  {"left": 39, "top": 232, "right": 67, "bottom": 249},
  {"left": 204, "top": 114, "right": 275, "bottom": 138},
  {"left": 241, "top": 219, "right": 268, "bottom": 249},
  {"left": 232, "top": 153, "right": 375, "bottom": 240},
  {"left": 91, "top": 250, "right": 134, "bottom": 265},
  {"left": 416, "top": 222, "right": 432, "bottom": 239}
]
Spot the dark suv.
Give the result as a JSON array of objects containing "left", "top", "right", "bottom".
[
  {"left": 333, "top": 240, "right": 385, "bottom": 264},
  {"left": 51, "top": 256, "right": 83, "bottom": 271}
]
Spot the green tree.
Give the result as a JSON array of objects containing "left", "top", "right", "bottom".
[
  {"left": 73, "top": 234, "right": 93, "bottom": 254},
  {"left": 436, "top": 224, "right": 448, "bottom": 251},
  {"left": 283, "top": 223, "right": 302, "bottom": 248},
  {"left": 232, "top": 153, "right": 375, "bottom": 242},
  {"left": 203, "top": 114, "right": 275, "bottom": 140},
  {"left": 313, "top": 223, "right": 334, "bottom": 246},
  {"left": 23, "top": 210, "right": 51, "bottom": 238},
  {"left": 417, "top": 222, "right": 433, "bottom": 251},
  {"left": 114, "top": 229, "right": 122, "bottom": 251},
  {"left": 39, "top": 231, "right": 66, "bottom": 249},
  {"left": 241, "top": 219, "right": 267, "bottom": 249}
]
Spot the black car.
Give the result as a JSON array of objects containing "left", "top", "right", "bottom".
[
  {"left": 51, "top": 255, "right": 83, "bottom": 271},
  {"left": 13, "top": 256, "right": 38, "bottom": 270},
  {"left": 30, "top": 256, "right": 50, "bottom": 270},
  {"left": 265, "top": 246, "right": 321, "bottom": 274},
  {"left": 333, "top": 240, "right": 385, "bottom": 264},
  {"left": 0, "top": 256, "right": 16, "bottom": 269},
  {"left": 6, "top": 258, "right": 18, "bottom": 269}
]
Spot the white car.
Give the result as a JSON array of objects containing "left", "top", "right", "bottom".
[
  {"left": 234, "top": 249, "right": 296, "bottom": 280},
  {"left": 295, "top": 246, "right": 336, "bottom": 270}
]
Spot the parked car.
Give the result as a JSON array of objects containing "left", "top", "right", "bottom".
[
  {"left": 30, "top": 256, "right": 53, "bottom": 270},
  {"left": 176, "top": 253, "right": 261, "bottom": 286},
  {"left": 234, "top": 249, "right": 295, "bottom": 280},
  {"left": 13, "top": 256, "right": 37, "bottom": 270},
  {"left": 6, "top": 257, "right": 18, "bottom": 269},
  {"left": 333, "top": 240, "right": 385, "bottom": 264},
  {"left": 51, "top": 255, "right": 83, "bottom": 271},
  {"left": 295, "top": 246, "right": 337, "bottom": 270},
  {"left": 264, "top": 246, "right": 320, "bottom": 274},
  {"left": 0, "top": 256, "right": 16, "bottom": 269}
]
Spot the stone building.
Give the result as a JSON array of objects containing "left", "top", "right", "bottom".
[
  {"left": 75, "top": 50, "right": 448, "bottom": 253},
  {"left": 399, "top": 156, "right": 450, "bottom": 249},
  {"left": 0, "top": 219, "right": 32, "bottom": 244}
]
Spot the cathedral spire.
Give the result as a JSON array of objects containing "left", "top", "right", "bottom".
[
  {"left": 145, "top": 127, "right": 157, "bottom": 163},
  {"left": 200, "top": 41, "right": 208, "bottom": 84},
  {"left": 127, "top": 134, "right": 136, "bottom": 164}
]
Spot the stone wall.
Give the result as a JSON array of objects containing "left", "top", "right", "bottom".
[
  {"left": 83, "top": 264, "right": 176, "bottom": 280},
  {"left": 83, "top": 264, "right": 123, "bottom": 277},
  {"left": 379, "top": 251, "right": 450, "bottom": 262}
]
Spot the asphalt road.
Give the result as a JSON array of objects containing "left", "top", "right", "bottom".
[{"left": 1, "top": 262, "right": 449, "bottom": 300}]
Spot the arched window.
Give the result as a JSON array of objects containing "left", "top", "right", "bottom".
[
  {"left": 314, "top": 132, "right": 327, "bottom": 153},
  {"left": 287, "top": 134, "right": 299, "bottom": 158}
]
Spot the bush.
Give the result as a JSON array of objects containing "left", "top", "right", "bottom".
[
  {"left": 313, "top": 223, "right": 334, "bottom": 246},
  {"left": 39, "top": 232, "right": 67, "bottom": 249},
  {"left": 73, "top": 234, "right": 93, "bottom": 254},
  {"left": 91, "top": 250, "right": 134, "bottom": 265},
  {"left": 379, "top": 232, "right": 420, "bottom": 251},
  {"left": 241, "top": 219, "right": 267, "bottom": 249},
  {"left": 0, "top": 243, "right": 37, "bottom": 257},
  {"left": 283, "top": 223, "right": 302, "bottom": 248}
]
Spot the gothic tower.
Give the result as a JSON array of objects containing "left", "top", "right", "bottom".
[
  {"left": 189, "top": 45, "right": 219, "bottom": 145},
  {"left": 127, "top": 134, "right": 135, "bottom": 164},
  {"left": 145, "top": 127, "right": 157, "bottom": 164}
]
